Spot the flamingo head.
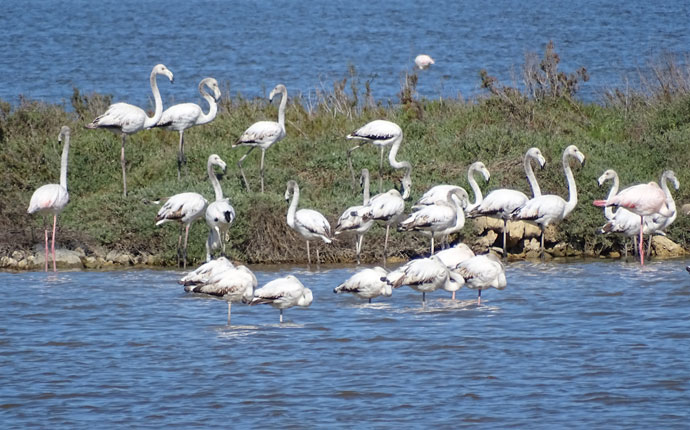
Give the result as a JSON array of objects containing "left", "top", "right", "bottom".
[
  {"left": 153, "top": 64, "right": 174, "bottom": 83},
  {"left": 360, "top": 168, "right": 369, "bottom": 189},
  {"left": 597, "top": 169, "right": 617, "bottom": 187},
  {"left": 285, "top": 180, "right": 298, "bottom": 202},
  {"left": 565, "top": 145, "right": 585, "bottom": 167},
  {"left": 526, "top": 147, "right": 547, "bottom": 169},
  {"left": 209, "top": 154, "right": 227, "bottom": 173},
  {"left": 204, "top": 78, "right": 221, "bottom": 102},
  {"left": 270, "top": 84, "right": 287, "bottom": 102},
  {"left": 662, "top": 170, "right": 680, "bottom": 190},
  {"left": 58, "top": 126, "right": 70, "bottom": 142},
  {"left": 471, "top": 161, "right": 491, "bottom": 182}
]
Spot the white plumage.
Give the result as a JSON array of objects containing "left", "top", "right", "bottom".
[
  {"left": 453, "top": 253, "right": 507, "bottom": 305},
  {"left": 384, "top": 255, "right": 464, "bottom": 305},
  {"left": 28, "top": 126, "right": 71, "bottom": 272},
  {"left": 250, "top": 275, "right": 313, "bottom": 323},
  {"left": 233, "top": 84, "right": 288, "bottom": 193},
  {"left": 335, "top": 169, "right": 375, "bottom": 264},
  {"left": 468, "top": 147, "right": 546, "bottom": 255},
  {"left": 85, "top": 64, "right": 174, "bottom": 197},
  {"left": 512, "top": 145, "right": 586, "bottom": 257},
  {"left": 334, "top": 266, "right": 392, "bottom": 303},
  {"left": 414, "top": 54, "right": 435, "bottom": 70},
  {"left": 204, "top": 155, "right": 235, "bottom": 262},
  {"left": 434, "top": 244, "right": 475, "bottom": 299},
  {"left": 155, "top": 77, "right": 221, "bottom": 180},
  {"left": 362, "top": 188, "right": 406, "bottom": 266},
  {"left": 643, "top": 170, "right": 680, "bottom": 253},
  {"left": 414, "top": 161, "right": 490, "bottom": 213},
  {"left": 178, "top": 257, "right": 235, "bottom": 286},
  {"left": 285, "top": 180, "right": 332, "bottom": 266},
  {"left": 156, "top": 154, "right": 226, "bottom": 268}
]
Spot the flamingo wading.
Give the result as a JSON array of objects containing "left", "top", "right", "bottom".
[
  {"left": 250, "top": 275, "right": 313, "bottom": 323},
  {"left": 285, "top": 180, "right": 332, "bottom": 266},
  {"left": 86, "top": 64, "right": 174, "bottom": 197}
]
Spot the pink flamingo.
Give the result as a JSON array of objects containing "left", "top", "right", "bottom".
[{"left": 594, "top": 181, "right": 673, "bottom": 265}]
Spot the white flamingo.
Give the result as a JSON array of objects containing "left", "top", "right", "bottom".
[
  {"left": 233, "top": 84, "right": 288, "bottom": 193},
  {"left": 361, "top": 188, "right": 406, "bottom": 266},
  {"left": 155, "top": 154, "right": 226, "bottom": 268},
  {"left": 204, "top": 161, "right": 236, "bottom": 262},
  {"left": 435, "top": 243, "right": 475, "bottom": 268},
  {"left": 399, "top": 188, "right": 468, "bottom": 255},
  {"left": 334, "top": 267, "right": 392, "bottom": 303},
  {"left": 512, "top": 145, "right": 586, "bottom": 258},
  {"left": 346, "top": 119, "right": 412, "bottom": 196},
  {"left": 597, "top": 169, "right": 643, "bottom": 258},
  {"left": 452, "top": 253, "right": 506, "bottom": 305},
  {"left": 335, "top": 169, "right": 375, "bottom": 264},
  {"left": 643, "top": 170, "right": 680, "bottom": 257},
  {"left": 184, "top": 264, "right": 256, "bottom": 325},
  {"left": 86, "top": 64, "right": 174, "bottom": 197},
  {"left": 414, "top": 54, "right": 435, "bottom": 70},
  {"left": 413, "top": 161, "right": 490, "bottom": 212},
  {"left": 27, "top": 126, "right": 71, "bottom": 272},
  {"left": 285, "top": 180, "right": 332, "bottom": 266},
  {"left": 468, "top": 147, "right": 546, "bottom": 256},
  {"left": 250, "top": 275, "right": 313, "bottom": 323},
  {"left": 178, "top": 256, "right": 234, "bottom": 286},
  {"left": 384, "top": 255, "right": 464, "bottom": 306},
  {"left": 154, "top": 77, "right": 221, "bottom": 180}
]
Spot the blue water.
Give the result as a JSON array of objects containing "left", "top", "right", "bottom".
[
  {"left": 1, "top": 260, "right": 689, "bottom": 428},
  {"left": 1, "top": 1, "right": 689, "bottom": 108}
]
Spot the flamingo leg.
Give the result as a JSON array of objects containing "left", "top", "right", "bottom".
[
  {"left": 177, "top": 224, "right": 183, "bottom": 267},
  {"left": 422, "top": 292, "right": 426, "bottom": 307},
  {"left": 227, "top": 302, "right": 232, "bottom": 326},
  {"left": 356, "top": 234, "right": 364, "bottom": 265},
  {"left": 633, "top": 235, "right": 638, "bottom": 257},
  {"left": 646, "top": 234, "right": 653, "bottom": 258},
  {"left": 120, "top": 134, "right": 128, "bottom": 197},
  {"left": 368, "top": 298, "right": 372, "bottom": 304},
  {"left": 177, "top": 130, "right": 186, "bottom": 181},
  {"left": 280, "top": 309, "right": 284, "bottom": 323},
  {"left": 502, "top": 219, "right": 508, "bottom": 259},
  {"left": 477, "top": 289, "right": 482, "bottom": 306},
  {"left": 540, "top": 226, "right": 545, "bottom": 260},
  {"left": 383, "top": 225, "right": 390, "bottom": 268},
  {"left": 306, "top": 240, "right": 311, "bottom": 267},
  {"left": 430, "top": 235, "right": 435, "bottom": 256},
  {"left": 205, "top": 233, "right": 212, "bottom": 263},
  {"left": 316, "top": 248, "right": 321, "bottom": 267},
  {"left": 451, "top": 291, "right": 456, "bottom": 300},
  {"left": 183, "top": 223, "right": 190, "bottom": 269},
  {"left": 260, "top": 148, "right": 266, "bottom": 194},
  {"left": 347, "top": 144, "right": 362, "bottom": 190},
  {"left": 43, "top": 221, "right": 49, "bottom": 272},
  {"left": 51, "top": 214, "right": 57, "bottom": 272},
  {"left": 378, "top": 146, "right": 385, "bottom": 194},
  {"left": 237, "top": 146, "right": 255, "bottom": 192},
  {"left": 639, "top": 216, "right": 645, "bottom": 266}
]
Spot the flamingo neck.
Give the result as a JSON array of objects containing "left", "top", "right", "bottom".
[
  {"left": 362, "top": 171, "right": 371, "bottom": 205},
  {"left": 286, "top": 184, "right": 299, "bottom": 229},
  {"left": 277, "top": 88, "right": 287, "bottom": 130},
  {"left": 452, "top": 193, "right": 466, "bottom": 229},
  {"left": 208, "top": 160, "right": 223, "bottom": 201},
  {"left": 525, "top": 153, "right": 541, "bottom": 197},
  {"left": 59, "top": 132, "right": 70, "bottom": 190},
  {"left": 400, "top": 164, "right": 412, "bottom": 200},
  {"left": 196, "top": 81, "right": 218, "bottom": 126},
  {"left": 143, "top": 70, "right": 164, "bottom": 129},
  {"left": 468, "top": 165, "right": 483, "bottom": 207},
  {"left": 660, "top": 174, "right": 677, "bottom": 214},
  {"left": 562, "top": 152, "right": 578, "bottom": 217},
  {"left": 387, "top": 134, "right": 405, "bottom": 169},
  {"left": 604, "top": 172, "right": 620, "bottom": 220}
]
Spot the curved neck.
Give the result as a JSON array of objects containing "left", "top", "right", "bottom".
[
  {"left": 604, "top": 173, "right": 620, "bottom": 220},
  {"left": 661, "top": 175, "right": 677, "bottom": 212},
  {"left": 59, "top": 133, "right": 70, "bottom": 190},
  {"left": 524, "top": 154, "right": 541, "bottom": 197},
  {"left": 562, "top": 152, "right": 578, "bottom": 217},
  {"left": 468, "top": 166, "right": 483, "bottom": 206},
  {"left": 387, "top": 134, "right": 405, "bottom": 169},
  {"left": 143, "top": 70, "right": 164, "bottom": 128},
  {"left": 277, "top": 88, "right": 287, "bottom": 129},
  {"left": 208, "top": 160, "right": 223, "bottom": 201},
  {"left": 362, "top": 172, "right": 371, "bottom": 205},
  {"left": 287, "top": 185, "right": 299, "bottom": 228},
  {"left": 196, "top": 82, "right": 218, "bottom": 126}
]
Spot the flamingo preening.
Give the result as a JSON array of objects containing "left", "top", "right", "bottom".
[
  {"left": 452, "top": 253, "right": 507, "bottom": 305},
  {"left": 155, "top": 154, "right": 227, "bottom": 268},
  {"left": 414, "top": 54, "right": 435, "bottom": 70},
  {"left": 86, "top": 64, "right": 174, "bottom": 197},
  {"left": 28, "top": 126, "right": 71, "bottom": 272},
  {"left": 383, "top": 255, "right": 464, "bottom": 306},
  {"left": 335, "top": 169, "right": 375, "bottom": 264},
  {"left": 511, "top": 145, "right": 586, "bottom": 258},
  {"left": 468, "top": 147, "right": 546, "bottom": 256},
  {"left": 334, "top": 266, "right": 391, "bottom": 303},
  {"left": 204, "top": 159, "right": 236, "bottom": 262},
  {"left": 413, "top": 161, "right": 490, "bottom": 213},
  {"left": 250, "top": 275, "right": 313, "bottom": 323},
  {"left": 155, "top": 77, "right": 221, "bottom": 180},
  {"left": 285, "top": 180, "right": 332, "bottom": 266},
  {"left": 233, "top": 84, "right": 288, "bottom": 193}
]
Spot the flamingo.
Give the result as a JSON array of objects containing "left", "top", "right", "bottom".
[
  {"left": 346, "top": 120, "right": 412, "bottom": 195},
  {"left": 383, "top": 255, "right": 464, "bottom": 306},
  {"left": 184, "top": 264, "right": 256, "bottom": 325},
  {"left": 452, "top": 253, "right": 506, "bottom": 305},
  {"left": 334, "top": 267, "right": 392, "bottom": 303},
  {"left": 399, "top": 188, "right": 468, "bottom": 255},
  {"left": 154, "top": 77, "right": 221, "bottom": 180},
  {"left": 204, "top": 160, "right": 236, "bottom": 262},
  {"left": 597, "top": 169, "right": 643, "bottom": 258},
  {"left": 85, "top": 64, "right": 174, "bottom": 197},
  {"left": 361, "top": 188, "right": 406, "bottom": 267},
  {"left": 468, "top": 147, "right": 546, "bottom": 256},
  {"left": 413, "top": 161, "right": 490, "bottom": 213},
  {"left": 155, "top": 154, "right": 226, "bottom": 268},
  {"left": 250, "top": 275, "right": 313, "bottom": 323},
  {"left": 414, "top": 54, "right": 435, "bottom": 70},
  {"left": 512, "top": 145, "right": 586, "bottom": 258},
  {"left": 285, "top": 180, "right": 332, "bottom": 266},
  {"left": 27, "top": 126, "right": 71, "bottom": 272},
  {"left": 178, "top": 256, "right": 234, "bottom": 286},
  {"left": 643, "top": 170, "right": 680, "bottom": 257},
  {"left": 433, "top": 243, "right": 476, "bottom": 300},
  {"left": 335, "top": 169, "right": 375, "bottom": 264},
  {"left": 233, "top": 84, "right": 288, "bottom": 193}
]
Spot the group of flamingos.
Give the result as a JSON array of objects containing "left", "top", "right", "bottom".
[{"left": 27, "top": 62, "right": 680, "bottom": 324}]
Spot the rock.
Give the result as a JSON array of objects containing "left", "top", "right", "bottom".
[
  {"left": 474, "top": 229, "right": 498, "bottom": 250},
  {"left": 11, "top": 250, "right": 24, "bottom": 261},
  {"left": 608, "top": 251, "right": 621, "bottom": 259},
  {"left": 106, "top": 250, "right": 132, "bottom": 265},
  {"left": 1, "top": 256, "right": 17, "bottom": 268},
  {"left": 652, "top": 236, "right": 685, "bottom": 258},
  {"left": 83, "top": 256, "right": 100, "bottom": 269},
  {"left": 30, "top": 249, "right": 83, "bottom": 269}
]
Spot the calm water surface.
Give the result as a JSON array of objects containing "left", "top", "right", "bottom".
[
  {"left": 1, "top": 260, "right": 689, "bottom": 428},
  {"left": 1, "top": 1, "right": 689, "bottom": 106}
]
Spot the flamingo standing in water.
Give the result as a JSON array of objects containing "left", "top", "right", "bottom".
[
  {"left": 334, "top": 267, "right": 391, "bottom": 303},
  {"left": 154, "top": 77, "right": 221, "bottom": 180},
  {"left": 593, "top": 178, "right": 673, "bottom": 266},
  {"left": 28, "top": 126, "right": 71, "bottom": 272},
  {"left": 335, "top": 169, "right": 375, "bottom": 264},
  {"left": 511, "top": 145, "right": 586, "bottom": 258},
  {"left": 155, "top": 154, "right": 226, "bottom": 268},
  {"left": 250, "top": 275, "right": 313, "bottom": 323},
  {"left": 414, "top": 54, "right": 435, "bottom": 70},
  {"left": 233, "top": 84, "right": 288, "bottom": 193},
  {"left": 452, "top": 253, "right": 507, "bottom": 305},
  {"left": 596, "top": 169, "right": 643, "bottom": 258},
  {"left": 383, "top": 255, "right": 464, "bottom": 306},
  {"left": 468, "top": 147, "right": 546, "bottom": 256},
  {"left": 285, "top": 180, "right": 332, "bottom": 266},
  {"left": 86, "top": 64, "right": 174, "bottom": 197}
]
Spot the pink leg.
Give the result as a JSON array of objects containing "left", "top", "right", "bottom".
[
  {"left": 183, "top": 224, "right": 190, "bottom": 269},
  {"left": 44, "top": 227, "right": 49, "bottom": 272},
  {"left": 639, "top": 216, "right": 644, "bottom": 266},
  {"left": 51, "top": 215, "right": 57, "bottom": 272},
  {"left": 451, "top": 291, "right": 456, "bottom": 300}
]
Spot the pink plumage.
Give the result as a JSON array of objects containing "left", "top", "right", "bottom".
[{"left": 593, "top": 182, "right": 671, "bottom": 217}]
